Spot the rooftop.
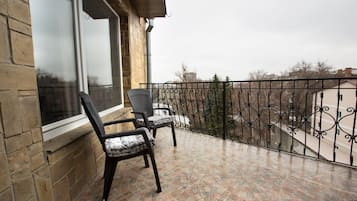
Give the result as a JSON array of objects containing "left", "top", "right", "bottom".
[{"left": 79, "top": 127, "right": 357, "bottom": 201}]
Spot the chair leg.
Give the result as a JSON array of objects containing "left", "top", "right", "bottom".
[
  {"left": 153, "top": 128, "right": 157, "bottom": 138},
  {"left": 103, "top": 157, "right": 118, "bottom": 201},
  {"left": 171, "top": 122, "right": 177, "bottom": 147},
  {"left": 148, "top": 149, "right": 161, "bottom": 193},
  {"left": 143, "top": 154, "right": 149, "bottom": 168}
]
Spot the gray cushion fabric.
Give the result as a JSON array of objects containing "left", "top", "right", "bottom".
[
  {"left": 137, "top": 115, "right": 174, "bottom": 127},
  {"left": 105, "top": 128, "right": 154, "bottom": 157}
]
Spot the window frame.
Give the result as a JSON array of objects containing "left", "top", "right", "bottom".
[{"left": 37, "top": 0, "right": 124, "bottom": 141}]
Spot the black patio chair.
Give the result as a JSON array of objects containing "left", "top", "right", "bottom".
[
  {"left": 79, "top": 92, "right": 161, "bottom": 201},
  {"left": 127, "top": 89, "right": 177, "bottom": 146}
]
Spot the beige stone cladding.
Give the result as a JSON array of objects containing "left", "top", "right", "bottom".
[
  {"left": 45, "top": 108, "right": 134, "bottom": 201},
  {"left": 0, "top": 0, "right": 149, "bottom": 200},
  {"left": 112, "top": 0, "right": 148, "bottom": 106},
  {"left": 1, "top": 1, "right": 52, "bottom": 200}
]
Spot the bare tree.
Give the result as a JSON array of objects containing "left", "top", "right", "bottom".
[
  {"left": 248, "top": 70, "right": 277, "bottom": 80},
  {"left": 175, "top": 64, "right": 188, "bottom": 81}
]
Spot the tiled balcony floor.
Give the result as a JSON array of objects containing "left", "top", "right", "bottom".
[{"left": 79, "top": 128, "right": 357, "bottom": 201}]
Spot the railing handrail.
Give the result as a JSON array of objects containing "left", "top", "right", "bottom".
[
  {"left": 143, "top": 77, "right": 357, "bottom": 167},
  {"left": 141, "top": 76, "right": 357, "bottom": 85}
]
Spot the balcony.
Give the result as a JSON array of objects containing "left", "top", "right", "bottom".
[
  {"left": 78, "top": 77, "right": 357, "bottom": 200},
  {"left": 79, "top": 127, "right": 357, "bottom": 200},
  {"left": 144, "top": 78, "right": 357, "bottom": 167}
]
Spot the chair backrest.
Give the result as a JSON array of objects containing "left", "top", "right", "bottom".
[
  {"left": 79, "top": 92, "right": 105, "bottom": 145},
  {"left": 127, "top": 89, "right": 154, "bottom": 118}
]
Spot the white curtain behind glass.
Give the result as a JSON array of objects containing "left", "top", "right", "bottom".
[{"left": 82, "top": 12, "right": 113, "bottom": 86}]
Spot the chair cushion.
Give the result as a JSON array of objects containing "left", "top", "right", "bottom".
[
  {"left": 104, "top": 128, "right": 154, "bottom": 157},
  {"left": 137, "top": 115, "right": 174, "bottom": 127}
]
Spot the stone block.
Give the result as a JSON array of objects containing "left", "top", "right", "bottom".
[
  {"left": 95, "top": 152, "right": 104, "bottom": 172},
  {"left": 30, "top": 152, "right": 45, "bottom": 171},
  {"left": 47, "top": 137, "right": 85, "bottom": 164},
  {"left": 91, "top": 136, "right": 104, "bottom": 160},
  {"left": 0, "top": 152, "right": 11, "bottom": 192},
  {"left": 67, "top": 169, "right": 75, "bottom": 186},
  {"left": 10, "top": 167, "right": 31, "bottom": 180},
  {"left": 0, "top": 16, "right": 10, "bottom": 63},
  {"left": 34, "top": 175, "right": 54, "bottom": 201},
  {"left": 18, "top": 90, "right": 37, "bottom": 96},
  {"left": 13, "top": 176, "right": 36, "bottom": 201},
  {"left": 0, "top": 64, "right": 37, "bottom": 90},
  {"left": 69, "top": 176, "right": 87, "bottom": 200},
  {"left": 0, "top": 112, "right": 4, "bottom": 136},
  {"left": 33, "top": 165, "right": 50, "bottom": 178},
  {"left": 50, "top": 155, "right": 73, "bottom": 184},
  {"left": 53, "top": 177, "right": 70, "bottom": 201},
  {"left": 19, "top": 96, "right": 41, "bottom": 131},
  {"left": 5, "top": 131, "right": 32, "bottom": 153},
  {"left": 8, "top": 0, "right": 31, "bottom": 25},
  {"left": 10, "top": 31, "right": 34, "bottom": 66},
  {"left": 31, "top": 128, "right": 42, "bottom": 143},
  {"left": 74, "top": 145, "right": 96, "bottom": 182},
  {"left": 123, "top": 76, "right": 131, "bottom": 86},
  {"left": 123, "top": 69, "right": 130, "bottom": 76},
  {"left": 0, "top": 0, "right": 8, "bottom": 15},
  {"left": 0, "top": 133, "right": 4, "bottom": 152},
  {"left": 8, "top": 18, "right": 32, "bottom": 36},
  {"left": 0, "top": 91, "right": 22, "bottom": 137},
  {"left": 7, "top": 149, "right": 30, "bottom": 174},
  {"left": 0, "top": 188, "right": 13, "bottom": 201},
  {"left": 29, "top": 142, "right": 43, "bottom": 156}
]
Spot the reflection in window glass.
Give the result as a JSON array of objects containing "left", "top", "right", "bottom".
[
  {"left": 30, "top": 0, "right": 80, "bottom": 125},
  {"left": 82, "top": 12, "right": 121, "bottom": 111}
]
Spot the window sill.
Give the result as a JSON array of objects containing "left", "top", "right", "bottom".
[
  {"left": 44, "top": 123, "right": 93, "bottom": 153},
  {"left": 44, "top": 107, "right": 131, "bottom": 153}
]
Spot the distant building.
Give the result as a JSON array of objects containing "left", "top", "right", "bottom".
[
  {"left": 183, "top": 72, "right": 197, "bottom": 82},
  {"left": 336, "top": 67, "right": 357, "bottom": 77},
  {"left": 312, "top": 81, "right": 357, "bottom": 164}
]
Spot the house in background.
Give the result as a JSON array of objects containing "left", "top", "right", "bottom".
[
  {"left": 312, "top": 81, "right": 357, "bottom": 165},
  {"left": 336, "top": 67, "right": 357, "bottom": 77},
  {"left": 0, "top": 0, "right": 166, "bottom": 200}
]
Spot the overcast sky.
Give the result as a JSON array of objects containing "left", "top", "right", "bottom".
[{"left": 150, "top": 0, "right": 357, "bottom": 82}]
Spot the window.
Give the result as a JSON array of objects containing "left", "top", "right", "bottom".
[
  {"left": 81, "top": 12, "right": 122, "bottom": 111},
  {"left": 30, "top": 0, "right": 123, "bottom": 140},
  {"left": 31, "top": 0, "right": 80, "bottom": 125}
]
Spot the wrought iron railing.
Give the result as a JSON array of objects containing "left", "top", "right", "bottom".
[{"left": 141, "top": 77, "right": 357, "bottom": 167}]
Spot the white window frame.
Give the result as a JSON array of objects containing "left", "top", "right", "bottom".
[{"left": 37, "top": 0, "right": 124, "bottom": 141}]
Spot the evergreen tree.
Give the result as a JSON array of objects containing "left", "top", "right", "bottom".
[{"left": 204, "top": 74, "right": 235, "bottom": 136}]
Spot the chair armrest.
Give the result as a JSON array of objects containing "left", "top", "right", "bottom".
[
  {"left": 103, "top": 128, "right": 153, "bottom": 148},
  {"left": 131, "top": 111, "right": 149, "bottom": 127},
  {"left": 153, "top": 107, "right": 175, "bottom": 115},
  {"left": 103, "top": 118, "right": 136, "bottom": 127}
]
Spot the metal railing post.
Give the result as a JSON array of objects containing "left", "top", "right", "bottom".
[
  {"left": 142, "top": 77, "right": 357, "bottom": 167},
  {"left": 223, "top": 81, "right": 227, "bottom": 140}
]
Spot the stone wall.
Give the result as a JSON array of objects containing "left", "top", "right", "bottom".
[
  {"left": 129, "top": 14, "right": 147, "bottom": 90},
  {"left": 0, "top": 0, "right": 53, "bottom": 200},
  {"left": 0, "top": 0, "right": 149, "bottom": 200},
  {"left": 45, "top": 109, "right": 134, "bottom": 201},
  {"left": 118, "top": 0, "right": 148, "bottom": 106},
  {"left": 121, "top": 15, "right": 132, "bottom": 106}
]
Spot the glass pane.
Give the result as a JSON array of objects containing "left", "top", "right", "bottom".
[
  {"left": 30, "top": 0, "right": 80, "bottom": 125},
  {"left": 82, "top": 12, "right": 121, "bottom": 111}
]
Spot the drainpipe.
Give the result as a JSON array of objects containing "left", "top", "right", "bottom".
[{"left": 146, "top": 19, "right": 154, "bottom": 88}]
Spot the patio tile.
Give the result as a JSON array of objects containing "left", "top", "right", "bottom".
[{"left": 79, "top": 128, "right": 357, "bottom": 201}]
